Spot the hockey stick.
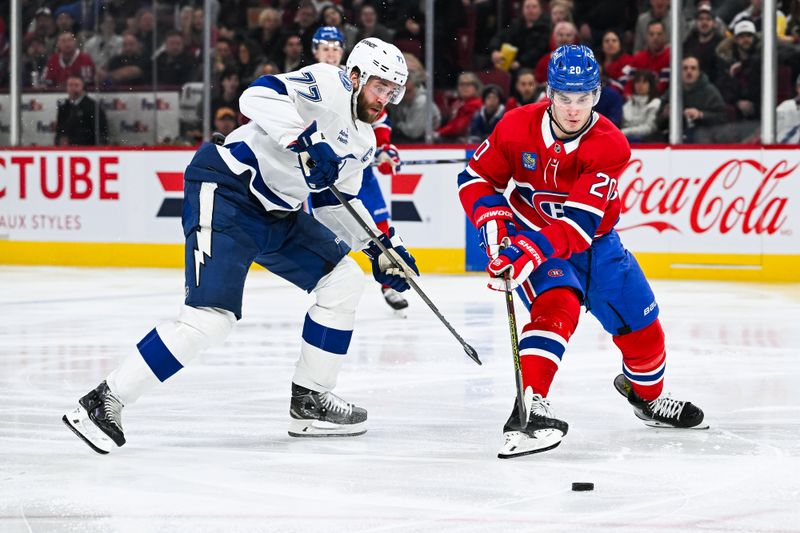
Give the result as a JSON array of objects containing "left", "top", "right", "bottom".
[
  {"left": 327, "top": 183, "right": 482, "bottom": 366},
  {"left": 502, "top": 271, "right": 528, "bottom": 429},
  {"left": 380, "top": 157, "right": 470, "bottom": 167}
]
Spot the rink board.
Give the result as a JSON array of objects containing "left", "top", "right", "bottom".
[{"left": 0, "top": 145, "right": 798, "bottom": 280}]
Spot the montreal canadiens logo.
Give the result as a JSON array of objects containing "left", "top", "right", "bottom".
[
  {"left": 548, "top": 269, "right": 564, "bottom": 277},
  {"left": 531, "top": 191, "right": 568, "bottom": 221}
]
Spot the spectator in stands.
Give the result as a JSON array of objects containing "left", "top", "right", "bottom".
[
  {"left": 549, "top": 0, "right": 574, "bottom": 25},
  {"left": 505, "top": 68, "right": 546, "bottom": 110},
  {"left": 621, "top": 69, "right": 661, "bottom": 142},
  {"left": 777, "top": 74, "right": 800, "bottom": 142},
  {"left": 598, "top": 30, "right": 634, "bottom": 94},
  {"left": 572, "top": 0, "right": 637, "bottom": 48},
  {"left": 319, "top": 5, "right": 358, "bottom": 51},
  {"left": 716, "top": 20, "right": 762, "bottom": 122},
  {"left": 535, "top": 22, "right": 579, "bottom": 83},
  {"left": 292, "top": 1, "right": 319, "bottom": 60},
  {"left": 658, "top": 56, "right": 727, "bottom": 143},
  {"left": 213, "top": 106, "right": 239, "bottom": 137},
  {"left": 470, "top": 84, "right": 506, "bottom": 141},
  {"left": 24, "top": 7, "right": 57, "bottom": 53},
  {"left": 626, "top": 20, "right": 670, "bottom": 96},
  {"left": 55, "top": 74, "right": 109, "bottom": 146},
  {"left": 684, "top": 4, "right": 724, "bottom": 84},
  {"left": 133, "top": 8, "right": 157, "bottom": 59},
  {"left": 355, "top": 4, "right": 394, "bottom": 43},
  {"left": 730, "top": 0, "right": 792, "bottom": 43},
  {"left": 42, "top": 32, "right": 96, "bottom": 88},
  {"left": 633, "top": 0, "right": 675, "bottom": 52},
  {"left": 595, "top": 66, "right": 624, "bottom": 126},
  {"left": 488, "top": 0, "right": 551, "bottom": 74},
  {"left": 236, "top": 39, "right": 264, "bottom": 87},
  {"left": 390, "top": 69, "right": 440, "bottom": 142},
  {"left": 435, "top": 71, "right": 483, "bottom": 140},
  {"left": 211, "top": 69, "right": 242, "bottom": 118},
  {"left": 281, "top": 33, "right": 305, "bottom": 73},
  {"left": 213, "top": 37, "right": 237, "bottom": 77},
  {"left": 54, "top": 6, "right": 78, "bottom": 36},
  {"left": 23, "top": 36, "right": 48, "bottom": 87},
  {"left": 100, "top": 32, "right": 150, "bottom": 87},
  {"left": 250, "top": 8, "right": 287, "bottom": 65},
  {"left": 155, "top": 30, "right": 197, "bottom": 86},
  {"left": 83, "top": 13, "right": 123, "bottom": 72}
]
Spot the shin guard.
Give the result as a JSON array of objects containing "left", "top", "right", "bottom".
[
  {"left": 519, "top": 288, "right": 580, "bottom": 397},
  {"left": 613, "top": 319, "right": 666, "bottom": 401}
]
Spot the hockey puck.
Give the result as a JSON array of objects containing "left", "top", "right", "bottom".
[{"left": 571, "top": 482, "right": 594, "bottom": 492}]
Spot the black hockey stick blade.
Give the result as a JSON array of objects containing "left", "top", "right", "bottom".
[
  {"left": 463, "top": 343, "right": 481, "bottom": 365},
  {"left": 328, "top": 184, "right": 481, "bottom": 366}
]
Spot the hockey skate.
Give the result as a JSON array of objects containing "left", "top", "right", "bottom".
[
  {"left": 288, "top": 383, "right": 367, "bottom": 437},
  {"left": 382, "top": 286, "right": 409, "bottom": 311},
  {"left": 62, "top": 381, "right": 126, "bottom": 454},
  {"left": 613, "top": 374, "right": 709, "bottom": 429},
  {"left": 497, "top": 389, "right": 569, "bottom": 459}
]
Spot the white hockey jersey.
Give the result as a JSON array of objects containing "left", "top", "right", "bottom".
[{"left": 216, "top": 62, "right": 378, "bottom": 250}]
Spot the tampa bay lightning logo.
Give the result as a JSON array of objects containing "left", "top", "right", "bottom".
[{"left": 339, "top": 70, "right": 352, "bottom": 91}]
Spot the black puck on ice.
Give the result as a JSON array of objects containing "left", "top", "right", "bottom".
[{"left": 571, "top": 482, "right": 594, "bottom": 492}]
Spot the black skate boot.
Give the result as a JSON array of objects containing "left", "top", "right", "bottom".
[
  {"left": 614, "top": 374, "right": 709, "bottom": 429},
  {"left": 498, "top": 390, "right": 569, "bottom": 459},
  {"left": 62, "top": 381, "right": 126, "bottom": 454},
  {"left": 289, "top": 383, "right": 368, "bottom": 437},
  {"left": 382, "top": 287, "right": 409, "bottom": 311}
]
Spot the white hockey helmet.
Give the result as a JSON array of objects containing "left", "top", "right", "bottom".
[{"left": 346, "top": 37, "right": 408, "bottom": 104}]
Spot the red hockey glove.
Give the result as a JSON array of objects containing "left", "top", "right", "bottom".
[
  {"left": 486, "top": 233, "right": 547, "bottom": 290},
  {"left": 375, "top": 143, "right": 401, "bottom": 175},
  {"left": 474, "top": 195, "right": 517, "bottom": 260}
]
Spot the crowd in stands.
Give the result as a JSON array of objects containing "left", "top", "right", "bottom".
[{"left": 2, "top": 0, "right": 800, "bottom": 145}]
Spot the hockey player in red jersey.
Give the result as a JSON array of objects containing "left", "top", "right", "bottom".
[{"left": 458, "top": 45, "right": 707, "bottom": 458}]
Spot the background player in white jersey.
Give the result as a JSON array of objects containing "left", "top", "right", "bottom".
[
  {"left": 310, "top": 25, "right": 409, "bottom": 312},
  {"left": 63, "top": 38, "right": 417, "bottom": 454}
]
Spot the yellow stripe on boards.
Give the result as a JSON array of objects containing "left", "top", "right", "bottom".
[{"left": 2, "top": 242, "right": 799, "bottom": 281}]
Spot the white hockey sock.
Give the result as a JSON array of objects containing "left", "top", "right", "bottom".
[
  {"left": 107, "top": 306, "right": 235, "bottom": 405},
  {"left": 293, "top": 256, "right": 364, "bottom": 392}
]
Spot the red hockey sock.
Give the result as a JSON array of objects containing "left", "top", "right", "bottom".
[
  {"left": 613, "top": 319, "right": 666, "bottom": 401},
  {"left": 376, "top": 220, "right": 392, "bottom": 290},
  {"left": 519, "top": 288, "right": 580, "bottom": 397},
  {"left": 376, "top": 219, "right": 390, "bottom": 236}
]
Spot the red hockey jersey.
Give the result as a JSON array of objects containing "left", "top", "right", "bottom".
[{"left": 458, "top": 101, "right": 630, "bottom": 259}]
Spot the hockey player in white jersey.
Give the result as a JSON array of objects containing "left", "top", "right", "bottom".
[
  {"left": 63, "top": 37, "right": 418, "bottom": 454},
  {"left": 310, "top": 26, "right": 410, "bottom": 312}
]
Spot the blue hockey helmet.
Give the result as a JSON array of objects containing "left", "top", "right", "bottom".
[
  {"left": 312, "top": 26, "right": 345, "bottom": 48},
  {"left": 546, "top": 44, "right": 600, "bottom": 99}
]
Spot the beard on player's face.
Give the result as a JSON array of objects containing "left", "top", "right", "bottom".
[{"left": 356, "top": 90, "right": 384, "bottom": 123}]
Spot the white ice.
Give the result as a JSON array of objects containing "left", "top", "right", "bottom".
[{"left": 1, "top": 266, "right": 799, "bottom": 532}]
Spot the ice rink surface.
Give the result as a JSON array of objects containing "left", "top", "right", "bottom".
[{"left": 1, "top": 266, "right": 799, "bottom": 532}]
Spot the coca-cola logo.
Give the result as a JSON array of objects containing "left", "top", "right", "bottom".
[{"left": 617, "top": 158, "right": 794, "bottom": 235}]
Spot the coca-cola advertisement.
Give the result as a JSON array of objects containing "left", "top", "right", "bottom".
[{"left": 618, "top": 149, "right": 797, "bottom": 255}]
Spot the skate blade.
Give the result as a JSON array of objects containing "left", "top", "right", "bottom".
[
  {"left": 288, "top": 418, "right": 367, "bottom": 438},
  {"left": 497, "top": 428, "right": 564, "bottom": 459},
  {"left": 62, "top": 406, "right": 115, "bottom": 454},
  {"left": 640, "top": 417, "right": 710, "bottom": 430}
]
